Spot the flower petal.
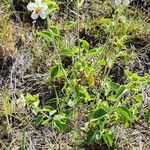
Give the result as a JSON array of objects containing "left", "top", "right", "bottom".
[
  {"left": 35, "top": 0, "right": 42, "bottom": 5},
  {"left": 124, "top": 0, "right": 130, "bottom": 6},
  {"left": 115, "top": 0, "right": 121, "bottom": 6},
  {"left": 31, "top": 11, "right": 39, "bottom": 20},
  {"left": 41, "top": 3, "right": 48, "bottom": 10},
  {"left": 27, "top": 2, "right": 37, "bottom": 11},
  {"left": 39, "top": 10, "right": 47, "bottom": 19}
]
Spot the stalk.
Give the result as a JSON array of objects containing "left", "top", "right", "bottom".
[{"left": 77, "top": 0, "right": 81, "bottom": 60}]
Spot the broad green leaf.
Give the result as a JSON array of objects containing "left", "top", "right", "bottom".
[
  {"left": 32, "top": 105, "right": 40, "bottom": 115},
  {"left": 80, "top": 39, "right": 89, "bottom": 51},
  {"left": 38, "top": 27, "right": 59, "bottom": 40},
  {"left": 86, "top": 129, "right": 96, "bottom": 144},
  {"left": 102, "top": 130, "right": 113, "bottom": 147},
  {"left": 74, "top": 61, "right": 85, "bottom": 71},
  {"left": 108, "top": 95, "right": 117, "bottom": 101},
  {"left": 92, "top": 108, "right": 107, "bottom": 119},
  {"left": 50, "top": 66, "right": 59, "bottom": 79},
  {"left": 41, "top": 119, "right": 51, "bottom": 125},
  {"left": 99, "top": 18, "right": 113, "bottom": 25},
  {"left": 49, "top": 26, "right": 60, "bottom": 36},
  {"left": 98, "top": 60, "right": 106, "bottom": 65},
  {"left": 74, "top": 84, "right": 91, "bottom": 101},
  {"left": 125, "top": 70, "right": 139, "bottom": 82},
  {"left": 61, "top": 48, "right": 74, "bottom": 57},
  {"left": 25, "top": 93, "right": 39, "bottom": 106},
  {"left": 103, "top": 79, "right": 120, "bottom": 96},
  {"left": 117, "top": 106, "right": 131, "bottom": 121},
  {"left": 143, "top": 109, "right": 150, "bottom": 122},
  {"left": 107, "top": 58, "right": 114, "bottom": 68},
  {"left": 64, "top": 21, "right": 76, "bottom": 30},
  {"left": 86, "top": 49, "right": 99, "bottom": 56},
  {"left": 42, "top": 106, "right": 56, "bottom": 116},
  {"left": 115, "top": 85, "right": 126, "bottom": 98},
  {"left": 109, "top": 81, "right": 120, "bottom": 92},
  {"left": 71, "top": 46, "right": 80, "bottom": 54},
  {"left": 37, "top": 31, "right": 52, "bottom": 40},
  {"left": 44, "top": 1, "right": 59, "bottom": 12},
  {"left": 53, "top": 114, "right": 68, "bottom": 133}
]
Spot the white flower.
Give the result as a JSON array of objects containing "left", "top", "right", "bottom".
[
  {"left": 115, "top": 0, "right": 121, "bottom": 6},
  {"left": 27, "top": 0, "right": 48, "bottom": 20},
  {"left": 115, "top": 0, "right": 131, "bottom": 7},
  {"left": 123, "top": 0, "right": 130, "bottom": 6}
]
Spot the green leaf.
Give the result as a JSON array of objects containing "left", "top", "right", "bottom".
[
  {"left": 53, "top": 114, "right": 69, "bottom": 133},
  {"left": 49, "top": 26, "right": 60, "bottom": 37},
  {"left": 64, "top": 21, "right": 76, "bottom": 30},
  {"left": 38, "top": 27, "right": 59, "bottom": 40},
  {"left": 41, "top": 119, "right": 51, "bottom": 125},
  {"left": 115, "top": 85, "right": 126, "bottom": 99},
  {"left": 108, "top": 95, "right": 117, "bottom": 102},
  {"left": 50, "top": 66, "right": 59, "bottom": 79},
  {"left": 37, "top": 31, "right": 52, "bottom": 40},
  {"left": 61, "top": 48, "right": 74, "bottom": 57},
  {"left": 117, "top": 106, "right": 131, "bottom": 121},
  {"left": 99, "top": 18, "right": 113, "bottom": 25},
  {"left": 98, "top": 60, "right": 106, "bottom": 65},
  {"left": 86, "top": 129, "right": 96, "bottom": 144},
  {"left": 42, "top": 106, "right": 56, "bottom": 116},
  {"left": 25, "top": 93, "right": 39, "bottom": 106},
  {"left": 44, "top": 1, "right": 59, "bottom": 12},
  {"left": 125, "top": 70, "right": 140, "bottom": 82},
  {"left": 106, "top": 79, "right": 120, "bottom": 92},
  {"left": 143, "top": 109, "right": 150, "bottom": 122},
  {"left": 80, "top": 39, "right": 89, "bottom": 51},
  {"left": 102, "top": 130, "right": 113, "bottom": 147},
  {"left": 36, "top": 115, "right": 43, "bottom": 126},
  {"left": 71, "top": 46, "right": 80, "bottom": 54},
  {"left": 74, "top": 84, "right": 91, "bottom": 101},
  {"left": 92, "top": 108, "right": 107, "bottom": 119}
]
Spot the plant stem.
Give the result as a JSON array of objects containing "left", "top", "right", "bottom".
[{"left": 77, "top": 0, "right": 81, "bottom": 60}]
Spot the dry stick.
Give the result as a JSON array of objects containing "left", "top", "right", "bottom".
[
  {"left": 0, "top": 140, "right": 8, "bottom": 150},
  {"left": 135, "top": 120, "right": 150, "bottom": 131}
]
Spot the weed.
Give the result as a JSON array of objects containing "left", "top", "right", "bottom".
[{"left": 0, "top": 0, "right": 150, "bottom": 149}]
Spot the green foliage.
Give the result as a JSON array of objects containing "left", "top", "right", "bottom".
[
  {"left": 53, "top": 113, "right": 69, "bottom": 133},
  {"left": 143, "top": 109, "right": 150, "bottom": 122},
  {"left": 102, "top": 130, "right": 113, "bottom": 147},
  {"left": 44, "top": 0, "right": 59, "bottom": 12},
  {"left": 117, "top": 106, "right": 131, "bottom": 121},
  {"left": 37, "top": 26, "right": 60, "bottom": 41},
  {"left": 1, "top": 90, "right": 12, "bottom": 116},
  {"left": 50, "top": 66, "right": 59, "bottom": 79}
]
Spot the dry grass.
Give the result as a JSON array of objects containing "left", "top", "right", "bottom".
[{"left": 0, "top": 9, "right": 16, "bottom": 59}]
